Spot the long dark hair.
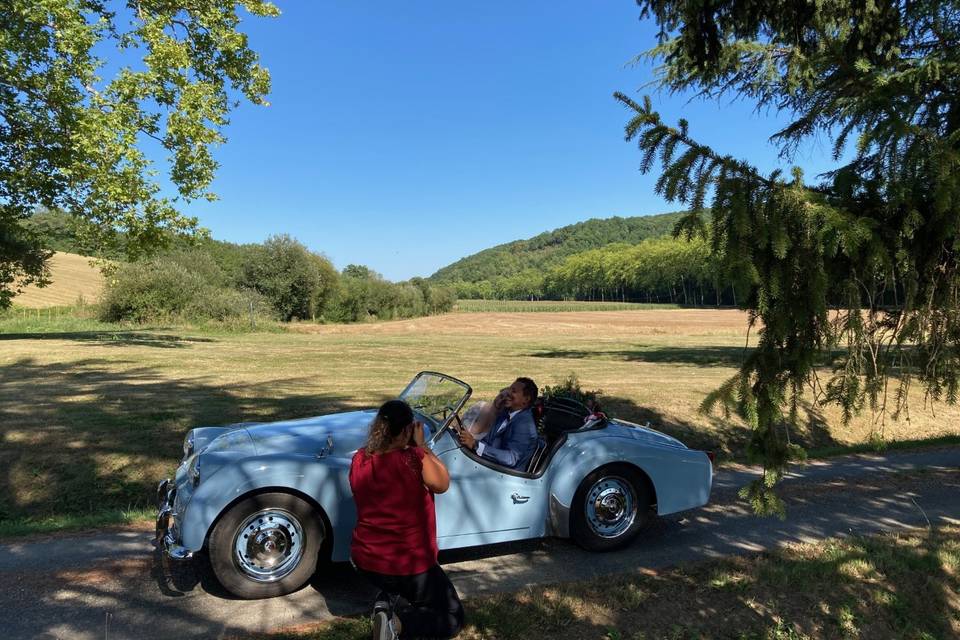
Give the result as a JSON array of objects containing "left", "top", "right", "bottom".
[{"left": 365, "top": 399, "right": 414, "bottom": 454}]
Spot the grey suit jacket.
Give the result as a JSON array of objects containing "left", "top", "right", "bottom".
[{"left": 477, "top": 408, "right": 538, "bottom": 470}]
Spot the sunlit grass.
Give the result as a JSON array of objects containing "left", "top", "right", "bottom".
[
  {"left": 0, "top": 508, "right": 154, "bottom": 538},
  {"left": 245, "top": 526, "right": 960, "bottom": 640}
]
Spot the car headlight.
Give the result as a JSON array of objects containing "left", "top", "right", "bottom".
[{"left": 183, "top": 431, "right": 195, "bottom": 460}]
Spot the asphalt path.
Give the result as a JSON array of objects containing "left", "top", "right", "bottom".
[{"left": 3, "top": 448, "right": 958, "bottom": 640}]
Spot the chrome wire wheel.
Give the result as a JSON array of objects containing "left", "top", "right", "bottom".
[
  {"left": 233, "top": 508, "right": 305, "bottom": 583},
  {"left": 584, "top": 475, "right": 637, "bottom": 539}
]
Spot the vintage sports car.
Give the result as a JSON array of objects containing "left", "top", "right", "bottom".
[{"left": 156, "top": 372, "right": 713, "bottom": 599}]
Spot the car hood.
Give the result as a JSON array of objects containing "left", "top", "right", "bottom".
[{"left": 242, "top": 409, "right": 377, "bottom": 459}]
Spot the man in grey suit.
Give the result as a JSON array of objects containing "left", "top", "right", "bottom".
[{"left": 457, "top": 377, "right": 539, "bottom": 470}]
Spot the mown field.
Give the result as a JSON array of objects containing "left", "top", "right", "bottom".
[
  {"left": 13, "top": 252, "right": 104, "bottom": 308},
  {"left": 1, "top": 307, "right": 958, "bottom": 534},
  {"left": 454, "top": 299, "right": 681, "bottom": 312}
]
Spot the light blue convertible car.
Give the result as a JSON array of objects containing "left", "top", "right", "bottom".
[{"left": 156, "top": 371, "right": 713, "bottom": 599}]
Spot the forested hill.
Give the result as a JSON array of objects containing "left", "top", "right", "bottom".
[{"left": 429, "top": 212, "right": 683, "bottom": 283}]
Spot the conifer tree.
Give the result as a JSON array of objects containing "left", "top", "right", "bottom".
[{"left": 619, "top": 0, "right": 960, "bottom": 513}]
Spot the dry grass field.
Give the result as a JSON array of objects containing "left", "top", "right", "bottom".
[
  {"left": 13, "top": 251, "right": 104, "bottom": 308},
  {"left": 1, "top": 308, "right": 958, "bottom": 532}
]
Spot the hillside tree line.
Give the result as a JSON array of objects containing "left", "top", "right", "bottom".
[{"left": 450, "top": 235, "right": 738, "bottom": 306}]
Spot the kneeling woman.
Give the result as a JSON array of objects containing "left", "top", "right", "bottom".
[{"left": 349, "top": 399, "right": 464, "bottom": 640}]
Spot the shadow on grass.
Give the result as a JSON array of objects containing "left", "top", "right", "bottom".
[
  {"left": 0, "top": 356, "right": 373, "bottom": 525},
  {"left": 0, "top": 330, "right": 217, "bottom": 348},
  {"left": 454, "top": 527, "right": 960, "bottom": 640},
  {"left": 596, "top": 393, "right": 842, "bottom": 456},
  {"left": 529, "top": 344, "right": 848, "bottom": 368},
  {"left": 529, "top": 344, "right": 753, "bottom": 367}
]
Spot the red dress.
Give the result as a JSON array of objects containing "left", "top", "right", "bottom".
[{"left": 349, "top": 446, "right": 438, "bottom": 576}]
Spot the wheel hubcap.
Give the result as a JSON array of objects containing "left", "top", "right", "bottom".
[
  {"left": 585, "top": 476, "right": 637, "bottom": 538},
  {"left": 233, "top": 509, "right": 304, "bottom": 582}
]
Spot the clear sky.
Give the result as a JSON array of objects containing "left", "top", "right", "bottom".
[{"left": 185, "top": 1, "right": 840, "bottom": 281}]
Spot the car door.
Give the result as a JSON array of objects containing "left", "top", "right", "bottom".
[{"left": 430, "top": 429, "right": 548, "bottom": 549}]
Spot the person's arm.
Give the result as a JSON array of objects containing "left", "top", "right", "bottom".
[
  {"left": 421, "top": 449, "right": 450, "bottom": 493},
  {"left": 413, "top": 422, "right": 450, "bottom": 493}
]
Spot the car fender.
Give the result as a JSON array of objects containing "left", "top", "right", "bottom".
[
  {"left": 546, "top": 434, "right": 712, "bottom": 536},
  {"left": 179, "top": 453, "right": 355, "bottom": 560}
]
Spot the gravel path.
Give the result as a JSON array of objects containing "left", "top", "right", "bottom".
[{"left": 3, "top": 448, "right": 957, "bottom": 640}]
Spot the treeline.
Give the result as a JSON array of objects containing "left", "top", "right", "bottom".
[
  {"left": 429, "top": 212, "right": 684, "bottom": 284},
  {"left": 450, "top": 236, "right": 738, "bottom": 305},
  {"left": 27, "top": 210, "right": 454, "bottom": 324}
]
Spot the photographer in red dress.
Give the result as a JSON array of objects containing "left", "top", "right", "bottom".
[{"left": 349, "top": 399, "right": 464, "bottom": 640}]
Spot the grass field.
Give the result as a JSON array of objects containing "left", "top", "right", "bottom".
[
  {"left": 249, "top": 523, "right": 960, "bottom": 640},
  {"left": 12, "top": 251, "right": 104, "bottom": 308},
  {"left": 1, "top": 308, "right": 958, "bottom": 534}
]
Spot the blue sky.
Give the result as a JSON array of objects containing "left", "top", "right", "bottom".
[{"left": 184, "top": 1, "right": 840, "bottom": 281}]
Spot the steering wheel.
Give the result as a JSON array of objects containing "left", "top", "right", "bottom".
[{"left": 450, "top": 411, "right": 464, "bottom": 433}]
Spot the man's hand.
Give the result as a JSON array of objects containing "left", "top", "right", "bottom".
[{"left": 457, "top": 427, "right": 476, "bottom": 450}]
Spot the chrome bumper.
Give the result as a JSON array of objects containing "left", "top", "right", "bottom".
[{"left": 155, "top": 478, "right": 193, "bottom": 560}]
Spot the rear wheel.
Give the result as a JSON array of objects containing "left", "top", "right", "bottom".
[
  {"left": 570, "top": 464, "right": 650, "bottom": 551},
  {"left": 208, "top": 492, "right": 323, "bottom": 599}
]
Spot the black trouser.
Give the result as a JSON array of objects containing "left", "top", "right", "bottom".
[{"left": 356, "top": 564, "right": 464, "bottom": 639}]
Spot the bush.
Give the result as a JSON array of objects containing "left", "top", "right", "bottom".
[
  {"left": 323, "top": 276, "right": 400, "bottom": 322},
  {"left": 542, "top": 374, "right": 603, "bottom": 409},
  {"left": 240, "top": 235, "right": 338, "bottom": 321},
  {"left": 426, "top": 284, "right": 456, "bottom": 314},
  {"left": 185, "top": 287, "right": 267, "bottom": 322},
  {"left": 98, "top": 256, "right": 261, "bottom": 323},
  {"left": 99, "top": 259, "right": 205, "bottom": 322},
  {"left": 322, "top": 273, "right": 455, "bottom": 322}
]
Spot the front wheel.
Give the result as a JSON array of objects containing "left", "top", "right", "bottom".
[
  {"left": 570, "top": 464, "right": 650, "bottom": 552},
  {"left": 208, "top": 492, "right": 323, "bottom": 599}
]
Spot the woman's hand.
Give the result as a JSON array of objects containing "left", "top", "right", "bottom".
[{"left": 411, "top": 421, "right": 426, "bottom": 447}]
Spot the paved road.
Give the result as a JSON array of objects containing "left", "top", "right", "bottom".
[{"left": 3, "top": 448, "right": 958, "bottom": 640}]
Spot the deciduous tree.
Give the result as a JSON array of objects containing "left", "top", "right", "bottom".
[{"left": 1, "top": 0, "right": 278, "bottom": 307}]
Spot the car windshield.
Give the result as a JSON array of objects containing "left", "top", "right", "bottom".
[{"left": 399, "top": 372, "right": 472, "bottom": 433}]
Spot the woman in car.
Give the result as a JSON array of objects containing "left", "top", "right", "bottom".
[
  {"left": 460, "top": 386, "right": 510, "bottom": 440},
  {"left": 349, "top": 399, "right": 464, "bottom": 640}
]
